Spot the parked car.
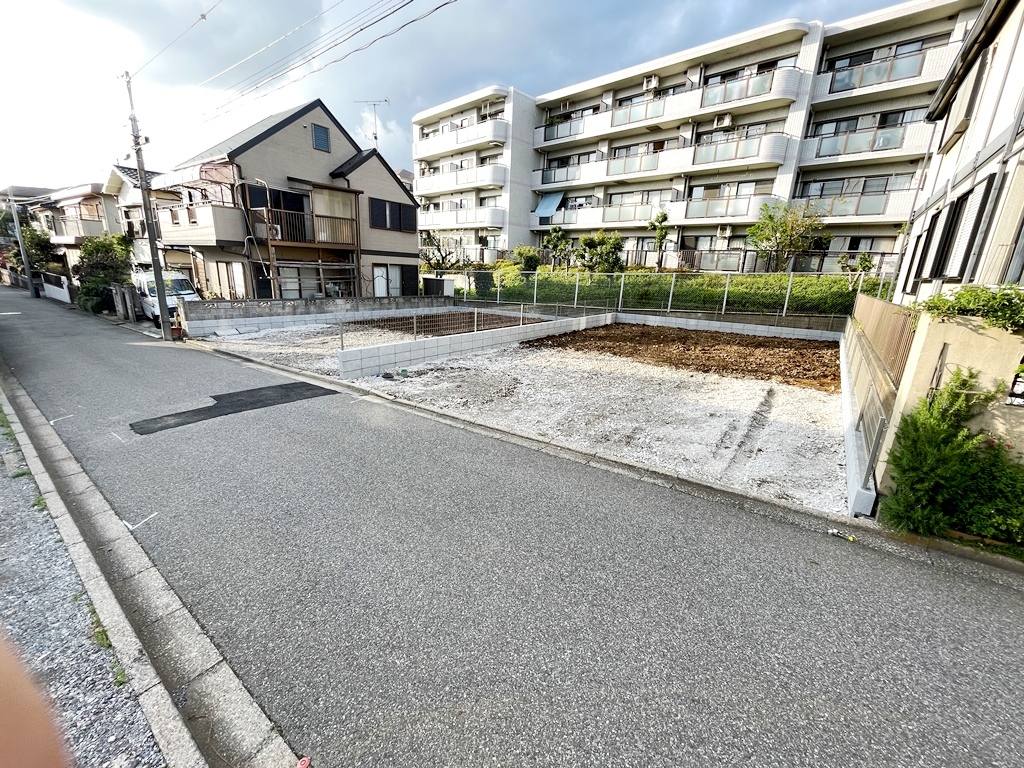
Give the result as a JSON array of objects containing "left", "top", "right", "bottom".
[{"left": 133, "top": 270, "right": 199, "bottom": 326}]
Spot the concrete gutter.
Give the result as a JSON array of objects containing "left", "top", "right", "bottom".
[{"left": 0, "top": 365, "right": 299, "bottom": 768}]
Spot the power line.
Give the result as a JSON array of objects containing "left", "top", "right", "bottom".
[
  {"left": 196, "top": 0, "right": 350, "bottom": 87},
  {"left": 208, "top": 0, "right": 458, "bottom": 118},
  {"left": 133, "top": 0, "right": 223, "bottom": 77},
  {"left": 215, "top": 0, "right": 413, "bottom": 110}
]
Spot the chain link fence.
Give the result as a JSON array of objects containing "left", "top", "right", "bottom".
[{"left": 442, "top": 270, "right": 895, "bottom": 318}]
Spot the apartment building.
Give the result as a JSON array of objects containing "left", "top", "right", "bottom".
[
  {"left": 894, "top": 0, "right": 1024, "bottom": 301},
  {"left": 411, "top": 86, "right": 536, "bottom": 262},
  {"left": 152, "top": 99, "right": 419, "bottom": 300},
  {"left": 412, "top": 0, "right": 983, "bottom": 272}
]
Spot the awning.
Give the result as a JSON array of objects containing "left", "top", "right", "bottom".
[{"left": 535, "top": 192, "right": 564, "bottom": 217}]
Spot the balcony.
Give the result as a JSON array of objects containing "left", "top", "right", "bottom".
[
  {"left": 799, "top": 122, "right": 932, "bottom": 167},
  {"left": 793, "top": 189, "right": 916, "bottom": 222},
  {"left": 531, "top": 206, "right": 604, "bottom": 229},
  {"left": 532, "top": 146, "right": 696, "bottom": 190},
  {"left": 413, "top": 118, "right": 509, "bottom": 161},
  {"left": 700, "top": 67, "right": 802, "bottom": 112},
  {"left": 415, "top": 164, "right": 508, "bottom": 195},
  {"left": 681, "top": 194, "right": 779, "bottom": 221},
  {"left": 252, "top": 209, "right": 357, "bottom": 247},
  {"left": 158, "top": 204, "right": 247, "bottom": 246},
  {"left": 812, "top": 43, "right": 959, "bottom": 105},
  {"left": 51, "top": 217, "right": 106, "bottom": 244},
  {"left": 418, "top": 207, "right": 507, "bottom": 229},
  {"left": 692, "top": 132, "right": 789, "bottom": 171}
]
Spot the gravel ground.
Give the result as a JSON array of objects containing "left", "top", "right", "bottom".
[
  {"left": 206, "top": 325, "right": 846, "bottom": 514},
  {"left": 0, "top": 423, "right": 165, "bottom": 767}
]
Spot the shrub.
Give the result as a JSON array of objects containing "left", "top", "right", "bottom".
[
  {"left": 881, "top": 368, "right": 1024, "bottom": 543},
  {"left": 73, "top": 234, "right": 132, "bottom": 313},
  {"left": 912, "top": 284, "right": 1024, "bottom": 332},
  {"left": 513, "top": 244, "right": 542, "bottom": 272}
]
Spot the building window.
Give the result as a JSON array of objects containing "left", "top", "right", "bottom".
[
  {"left": 311, "top": 123, "right": 331, "bottom": 152},
  {"left": 369, "top": 197, "right": 417, "bottom": 232}
]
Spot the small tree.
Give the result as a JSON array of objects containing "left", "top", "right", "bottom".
[
  {"left": 419, "top": 230, "right": 467, "bottom": 272},
  {"left": 838, "top": 251, "right": 875, "bottom": 290},
  {"left": 646, "top": 209, "right": 670, "bottom": 271},
  {"left": 745, "top": 201, "right": 828, "bottom": 272},
  {"left": 73, "top": 233, "right": 132, "bottom": 312},
  {"left": 578, "top": 230, "right": 625, "bottom": 274},
  {"left": 543, "top": 226, "right": 574, "bottom": 273},
  {"left": 513, "top": 244, "right": 542, "bottom": 272},
  {"left": 15, "top": 226, "right": 58, "bottom": 274}
]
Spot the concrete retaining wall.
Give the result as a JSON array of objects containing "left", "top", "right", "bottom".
[
  {"left": 339, "top": 314, "right": 615, "bottom": 378},
  {"left": 182, "top": 295, "right": 455, "bottom": 337},
  {"left": 338, "top": 311, "right": 841, "bottom": 379}
]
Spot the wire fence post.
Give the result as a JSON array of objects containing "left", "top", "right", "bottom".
[
  {"left": 338, "top": 320, "right": 345, "bottom": 351},
  {"left": 464, "top": 270, "right": 469, "bottom": 302},
  {"left": 617, "top": 272, "right": 625, "bottom": 312},
  {"left": 721, "top": 274, "right": 731, "bottom": 316},
  {"left": 520, "top": 303, "right": 524, "bottom": 326},
  {"left": 876, "top": 274, "right": 885, "bottom": 299},
  {"left": 413, "top": 314, "right": 417, "bottom": 340},
  {"left": 533, "top": 272, "right": 539, "bottom": 305},
  {"left": 573, "top": 273, "right": 580, "bottom": 309},
  {"left": 496, "top": 271, "right": 502, "bottom": 305},
  {"left": 782, "top": 271, "right": 794, "bottom": 317},
  {"left": 667, "top": 273, "right": 676, "bottom": 314},
  {"left": 474, "top": 307, "right": 479, "bottom": 332},
  {"left": 857, "top": 271, "right": 866, "bottom": 294}
]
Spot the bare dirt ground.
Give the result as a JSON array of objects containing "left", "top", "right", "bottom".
[
  {"left": 203, "top": 321, "right": 846, "bottom": 513},
  {"left": 523, "top": 325, "right": 841, "bottom": 393}
]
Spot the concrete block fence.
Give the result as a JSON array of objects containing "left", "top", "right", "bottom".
[
  {"left": 615, "top": 313, "right": 843, "bottom": 342},
  {"left": 182, "top": 296, "right": 455, "bottom": 337}
]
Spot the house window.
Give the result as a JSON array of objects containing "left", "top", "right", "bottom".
[
  {"left": 311, "top": 123, "right": 331, "bottom": 152},
  {"left": 369, "top": 197, "right": 417, "bottom": 232}
]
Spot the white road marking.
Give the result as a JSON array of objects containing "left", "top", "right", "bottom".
[
  {"left": 49, "top": 415, "right": 72, "bottom": 425},
  {"left": 122, "top": 512, "right": 160, "bottom": 531},
  {"left": 111, "top": 432, "right": 126, "bottom": 443}
]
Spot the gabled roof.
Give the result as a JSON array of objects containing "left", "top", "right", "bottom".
[
  {"left": 173, "top": 99, "right": 362, "bottom": 170},
  {"left": 113, "top": 165, "right": 163, "bottom": 187},
  {"left": 329, "top": 147, "right": 419, "bottom": 206}
]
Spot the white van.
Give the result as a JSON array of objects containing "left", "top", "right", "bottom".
[{"left": 133, "top": 270, "right": 200, "bottom": 326}]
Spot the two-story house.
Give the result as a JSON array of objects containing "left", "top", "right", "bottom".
[
  {"left": 152, "top": 99, "right": 419, "bottom": 300},
  {"left": 31, "top": 183, "right": 123, "bottom": 274},
  {"left": 100, "top": 165, "right": 177, "bottom": 271}
]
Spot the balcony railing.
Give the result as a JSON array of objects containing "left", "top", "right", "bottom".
[
  {"left": 57, "top": 217, "right": 106, "bottom": 238},
  {"left": 796, "top": 192, "right": 890, "bottom": 217},
  {"left": 685, "top": 195, "right": 762, "bottom": 218},
  {"left": 606, "top": 153, "right": 661, "bottom": 176},
  {"left": 252, "top": 209, "right": 357, "bottom": 247},
  {"left": 540, "top": 164, "right": 583, "bottom": 184},
  {"left": 610, "top": 98, "right": 666, "bottom": 127},
  {"left": 413, "top": 118, "right": 509, "bottom": 159},
  {"left": 695, "top": 133, "right": 765, "bottom": 164},
  {"left": 830, "top": 51, "right": 924, "bottom": 93},
  {"left": 702, "top": 69, "right": 776, "bottom": 107},
  {"left": 603, "top": 203, "right": 655, "bottom": 222},
  {"left": 418, "top": 207, "right": 507, "bottom": 228},
  {"left": 815, "top": 125, "right": 906, "bottom": 157},
  {"left": 415, "top": 164, "right": 508, "bottom": 194},
  {"left": 542, "top": 117, "right": 585, "bottom": 142}
]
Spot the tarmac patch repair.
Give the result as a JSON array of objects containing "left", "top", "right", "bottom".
[{"left": 129, "top": 382, "right": 337, "bottom": 434}]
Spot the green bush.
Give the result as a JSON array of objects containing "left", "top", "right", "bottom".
[
  {"left": 881, "top": 368, "right": 1024, "bottom": 544},
  {"left": 912, "top": 284, "right": 1024, "bottom": 331}
]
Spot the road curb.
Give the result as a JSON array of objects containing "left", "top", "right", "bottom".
[
  {"left": 0, "top": 360, "right": 300, "bottom": 768},
  {"left": 189, "top": 340, "right": 1024, "bottom": 584},
  {"left": 0, "top": 384, "right": 207, "bottom": 767}
]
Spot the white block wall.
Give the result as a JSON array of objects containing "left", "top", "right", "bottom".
[
  {"left": 615, "top": 313, "right": 843, "bottom": 342},
  {"left": 339, "top": 313, "right": 614, "bottom": 378}
]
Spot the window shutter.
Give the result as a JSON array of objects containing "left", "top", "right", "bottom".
[
  {"left": 388, "top": 202, "right": 402, "bottom": 230},
  {"left": 944, "top": 176, "right": 993, "bottom": 278},
  {"left": 938, "top": 48, "right": 988, "bottom": 154},
  {"left": 369, "top": 198, "right": 387, "bottom": 228},
  {"left": 920, "top": 207, "right": 948, "bottom": 278},
  {"left": 400, "top": 204, "right": 417, "bottom": 232},
  {"left": 311, "top": 124, "right": 331, "bottom": 152}
]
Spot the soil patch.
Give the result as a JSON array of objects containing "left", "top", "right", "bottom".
[{"left": 523, "top": 324, "right": 840, "bottom": 392}]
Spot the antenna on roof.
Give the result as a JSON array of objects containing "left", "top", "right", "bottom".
[{"left": 355, "top": 98, "right": 389, "bottom": 150}]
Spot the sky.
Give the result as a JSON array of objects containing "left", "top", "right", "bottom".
[{"left": 2, "top": 0, "right": 904, "bottom": 191}]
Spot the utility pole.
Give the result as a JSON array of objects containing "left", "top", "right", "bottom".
[
  {"left": 6, "top": 188, "right": 38, "bottom": 297},
  {"left": 355, "top": 99, "right": 389, "bottom": 150},
  {"left": 125, "top": 71, "right": 172, "bottom": 341}
]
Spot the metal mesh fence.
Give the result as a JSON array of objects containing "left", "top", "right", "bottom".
[
  {"left": 448, "top": 270, "right": 895, "bottom": 318},
  {"left": 341, "top": 309, "right": 546, "bottom": 345}
]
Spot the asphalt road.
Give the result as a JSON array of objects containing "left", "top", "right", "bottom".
[{"left": 2, "top": 287, "right": 1024, "bottom": 767}]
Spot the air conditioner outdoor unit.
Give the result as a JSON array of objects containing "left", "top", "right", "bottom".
[
  {"left": 713, "top": 113, "right": 733, "bottom": 129},
  {"left": 268, "top": 224, "right": 282, "bottom": 240},
  {"left": 643, "top": 74, "right": 660, "bottom": 91},
  {"left": 717, "top": 225, "right": 733, "bottom": 239}
]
